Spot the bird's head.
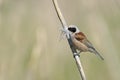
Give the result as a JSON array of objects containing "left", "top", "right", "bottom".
[{"left": 68, "top": 25, "right": 80, "bottom": 34}]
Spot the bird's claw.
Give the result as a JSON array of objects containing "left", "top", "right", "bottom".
[{"left": 73, "top": 53, "right": 80, "bottom": 58}]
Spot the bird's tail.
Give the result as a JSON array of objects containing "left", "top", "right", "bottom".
[
  {"left": 94, "top": 50, "right": 104, "bottom": 60},
  {"left": 89, "top": 48, "right": 104, "bottom": 60}
]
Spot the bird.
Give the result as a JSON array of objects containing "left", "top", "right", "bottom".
[{"left": 67, "top": 25, "right": 104, "bottom": 60}]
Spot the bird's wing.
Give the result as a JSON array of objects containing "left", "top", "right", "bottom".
[
  {"left": 75, "top": 32, "right": 92, "bottom": 46},
  {"left": 83, "top": 39, "right": 104, "bottom": 60},
  {"left": 74, "top": 32, "right": 86, "bottom": 42},
  {"left": 75, "top": 32, "right": 94, "bottom": 48},
  {"left": 82, "top": 39, "right": 94, "bottom": 49}
]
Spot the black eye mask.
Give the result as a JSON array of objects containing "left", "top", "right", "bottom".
[{"left": 68, "top": 27, "right": 76, "bottom": 33}]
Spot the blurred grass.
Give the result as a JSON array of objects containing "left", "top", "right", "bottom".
[{"left": 0, "top": 0, "right": 120, "bottom": 80}]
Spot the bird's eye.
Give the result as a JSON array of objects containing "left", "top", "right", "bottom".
[{"left": 68, "top": 27, "right": 76, "bottom": 33}]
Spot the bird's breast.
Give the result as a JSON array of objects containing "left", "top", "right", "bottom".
[{"left": 72, "top": 37, "right": 88, "bottom": 52}]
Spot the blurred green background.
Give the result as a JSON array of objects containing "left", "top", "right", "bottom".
[{"left": 0, "top": 0, "right": 120, "bottom": 80}]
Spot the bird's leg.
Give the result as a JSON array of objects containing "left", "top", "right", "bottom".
[
  {"left": 73, "top": 50, "right": 81, "bottom": 58},
  {"left": 73, "top": 53, "right": 80, "bottom": 58}
]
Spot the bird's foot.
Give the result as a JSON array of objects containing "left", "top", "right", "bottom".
[{"left": 73, "top": 53, "right": 80, "bottom": 58}]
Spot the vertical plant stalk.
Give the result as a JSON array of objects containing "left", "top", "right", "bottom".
[{"left": 52, "top": 0, "right": 86, "bottom": 80}]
